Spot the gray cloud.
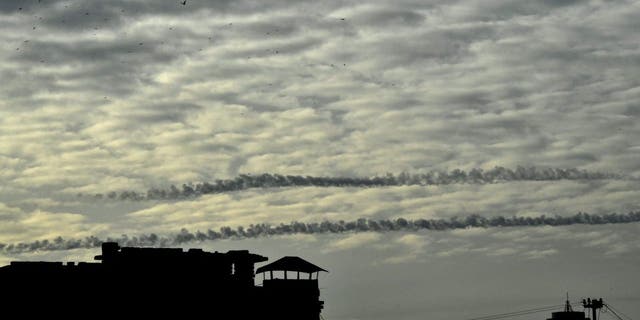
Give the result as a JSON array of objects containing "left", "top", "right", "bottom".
[
  {"left": 2, "top": 1, "right": 639, "bottom": 318},
  {"left": 1, "top": 0, "right": 639, "bottom": 292},
  {"left": 3, "top": 0, "right": 639, "bottom": 192},
  {"left": 350, "top": 7, "right": 425, "bottom": 28}
]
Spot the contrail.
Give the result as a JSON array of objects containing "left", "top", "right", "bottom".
[
  {"left": 2, "top": 211, "right": 639, "bottom": 254},
  {"left": 77, "top": 166, "right": 627, "bottom": 201}
]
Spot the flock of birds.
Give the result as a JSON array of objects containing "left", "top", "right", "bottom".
[
  {"left": 14, "top": 1, "right": 198, "bottom": 55},
  {"left": 9, "top": 1, "right": 401, "bottom": 93},
  {"left": 12, "top": 1, "right": 349, "bottom": 60}
]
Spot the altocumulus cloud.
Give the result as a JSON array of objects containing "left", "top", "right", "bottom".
[
  {"left": 1, "top": 0, "right": 640, "bottom": 277},
  {"left": 1, "top": 0, "right": 640, "bottom": 201},
  {"left": 2, "top": 2, "right": 640, "bottom": 319}
]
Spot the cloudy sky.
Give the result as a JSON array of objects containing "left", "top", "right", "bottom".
[{"left": 1, "top": 0, "right": 640, "bottom": 319}]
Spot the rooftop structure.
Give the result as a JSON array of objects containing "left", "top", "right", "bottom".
[
  {"left": 546, "top": 297, "right": 588, "bottom": 320},
  {"left": 545, "top": 296, "right": 605, "bottom": 320},
  {"left": 0, "top": 242, "right": 327, "bottom": 320},
  {"left": 257, "top": 256, "right": 328, "bottom": 279}
]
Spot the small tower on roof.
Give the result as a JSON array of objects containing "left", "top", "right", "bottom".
[
  {"left": 256, "top": 256, "right": 328, "bottom": 320},
  {"left": 256, "top": 256, "right": 327, "bottom": 280}
]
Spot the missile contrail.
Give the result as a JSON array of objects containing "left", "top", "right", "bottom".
[
  {"left": 77, "top": 166, "right": 627, "bottom": 201},
  {"left": 1, "top": 211, "right": 639, "bottom": 254}
]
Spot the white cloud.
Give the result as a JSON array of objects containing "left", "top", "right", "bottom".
[
  {"left": 323, "top": 232, "right": 381, "bottom": 253},
  {"left": 0, "top": 202, "right": 109, "bottom": 244},
  {"left": 381, "top": 233, "right": 430, "bottom": 264},
  {"left": 524, "top": 248, "right": 559, "bottom": 259}
]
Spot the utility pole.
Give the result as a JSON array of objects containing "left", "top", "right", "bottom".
[{"left": 582, "top": 298, "right": 604, "bottom": 320}]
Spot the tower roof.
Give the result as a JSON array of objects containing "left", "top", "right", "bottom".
[{"left": 256, "top": 256, "right": 327, "bottom": 274}]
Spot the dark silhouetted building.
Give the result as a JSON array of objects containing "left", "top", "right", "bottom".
[
  {"left": 547, "top": 310, "right": 588, "bottom": 320},
  {"left": 547, "top": 298, "right": 587, "bottom": 320},
  {"left": 0, "top": 242, "right": 327, "bottom": 319},
  {"left": 257, "top": 256, "right": 328, "bottom": 319},
  {"left": 546, "top": 297, "right": 604, "bottom": 320}
]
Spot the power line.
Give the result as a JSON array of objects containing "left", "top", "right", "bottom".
[
  {"left": 605, "top": 308, "right": 626, "bottom": 320},
  {"left": 465, "top": 299, "right": 634, "bottom": 320},
  {"left": 464, "top": 304, "right": 565, "bottom": 320},
  {"left": 605, "top": 303, "right": 633, "bottom": 320}
]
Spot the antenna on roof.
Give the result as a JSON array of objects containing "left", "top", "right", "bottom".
[{"left": 564, "top": 292, "right": 573, "bottom": 312}]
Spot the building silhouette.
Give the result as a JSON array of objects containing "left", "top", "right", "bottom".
[
  {"left": 546, "top": 297, "right": 604, "bottom": 320},
  {"left": 0, "top": 242, "right": 327, "bottom": 319},
  {"left": 257, "top": 256, "right": 328, "bottom": 319},
  {"left": 547, "top": 299, "right": 588, "bottom": 320}
]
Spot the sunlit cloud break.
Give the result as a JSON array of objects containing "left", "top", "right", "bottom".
[
  {"left": 77, "top": 166, "right": 626, "bottom": 201},
  {"left": 3, "top": 211, "right": 639, "bottom": 254}
]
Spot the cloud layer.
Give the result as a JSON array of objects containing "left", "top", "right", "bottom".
[
  {"left": 1, "top": 0, "right": 640, "bottom": 201},
  {"left": 1, "top": 1, "right": 639, "bottom": 318}
]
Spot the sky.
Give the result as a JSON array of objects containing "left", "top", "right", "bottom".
[{"left": 1, "top": 0, "right": 640, "bottom": 319}]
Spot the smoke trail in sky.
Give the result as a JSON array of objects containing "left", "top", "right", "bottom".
[
  {"left": 78, "top": 166, "right": 626, "bottom": 201},
  {"left": 2, "top": 211, "right": 639, "bottom": 254}
]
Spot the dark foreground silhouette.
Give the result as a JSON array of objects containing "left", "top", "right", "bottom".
[
  {"left": 547, "top": 298, "right": 603, "bottom": 320},
  {"left": 469, "top": 296, "right": 613, "bottom": 320},
  {"left": 549, "top": 298, "right": 609, "bottom": 320},
  {"left": 0, "top": 242, "right": 327, "bottom": 319}
]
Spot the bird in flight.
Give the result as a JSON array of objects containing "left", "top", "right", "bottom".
[{"left": 181, "top": 0, "right": 187, "bottom": 5}]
